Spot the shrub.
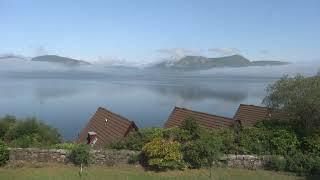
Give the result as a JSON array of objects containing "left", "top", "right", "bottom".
[
  {"left": 142, "top": 138, "right": 185, "bottom": 170},
  {"left": 4, "top": 118, "right": 61, "bottom": 147},
  {"left": 128, "top": 153, "right": 141, "bottom": 164},
  {"left": 269, "top": 129, "right": 299, "bottom": 155},
  {"left": 108, "top": 128, "right": 164, "bottom": 151},
  {"left": 69, "top": 144, "right": 91, "bottom": 166},
  {"left": 301, "top": 135, "right": 320, "bottom": 156},
  {"left": 162, "top": 127, "right": 192, "bottom": 143},
  {"left": 210, "top": 129, "right": 237, "bottom": 154},
  {"left": 267, "top": 155, "right": 287, "bottom": 171},
  {"left": 0, "top": 115, "right": 16, "bottom": 140},
  {"left": 0, "top": 140, "right": 9, "bottom": 166},
  {"left": 9, "top": 134, "right": 42, "bottom": 148},
  {"left": 181, "top": 117, "right": 201, "bottom": 140},
  {"left": 182, "top": 131, "right": 223, "bottom": 168},
  {"left": 284, "top": 150, "right": 320, "bottom": 175},
  {"left": 182, "top": 141, "right": 207, "bottom": 168},
  {"left": 237, "top": 126, "right": 270, "bottom": 155},
  {"left": 54, "top": 143, "right": 77, "bottom": 151}
]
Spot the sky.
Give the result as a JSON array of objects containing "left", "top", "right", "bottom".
[{"left": 1, "top": 0, "right": 320, "bottom": 63}]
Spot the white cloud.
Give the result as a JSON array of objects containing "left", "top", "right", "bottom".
[
  {"left": 34, "top": 46, "right": 48, "bottom": 56},
  {"left": 208, "top": 48, "right": 240, "bottom": 56},
  {"left": 95, "top": 56, "right": 128, "bottom": 65},
  {"left": 156, "top": 48, "right": 202, "bottom": 60}
]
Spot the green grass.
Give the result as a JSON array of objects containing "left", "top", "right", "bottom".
[{"left": 0, "top": 164, "right": 306, "bottom": 180}]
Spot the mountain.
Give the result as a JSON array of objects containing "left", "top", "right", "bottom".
[
  {"left": 250, "top": 61, "right": 289, "bottom": 66},
  {"left": 31, "top": 55, "right": 91, "bottom": 66},
  {"left": 0, "top": 54, "right": 26, "bottom": 60},
  {"left": 151, "top": 55, "right": 289, "bottom": 70}
]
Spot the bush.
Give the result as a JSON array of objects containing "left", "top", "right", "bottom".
[
  {"left": 9, "top": 134, "right": 42, "bottom": 148},
  {"left": 269, "top": 129, "right": 299, "bottom": 155},
  {"left": 162, "top": 127, "right": 192, "bottom": 143},
  {"left": 0, "top": 115, "right": 16, "bottom": 140},
  {"left": 128, "top": 153, "right": 141, "bottom": 164},
  {"left": 53, "top": 143, "right": 77, "bottom": 151},
  {"left": 142, "top": 138, "right": 185, "bottom": 170},
  {"left": 267, "top": 155, "right": 287, "bottom": 171},
  {"left": 4, "top": 118, "right": 61, "bottom": 147},
  {"left": 182, "top": 141, "right": 207, "bottom": 168},
  {"left": 182, "top": 131, "right": 223, "bottom": 168},
  {"left": 301, "top": 135, "right": 320, "bottom": 156},
  {"left": 0, "top": 140, "right": 9, "bottom": 166},
  {"left": 210, "top": 129, "right": 237, "bottom": 154},
  {"left": 237, "top": 127, "right": 270, "bottom": 155},
  {"left": 284, "top": 150, "right": 320, "bottom": 175},
  {"left": 69, "top": 144, "right": 91, "bottom": 166},
  {"left": 108, "top": 128, "right": 164, "bottom": 151},
  {"left": 181, "top": 117, "right": 201, "bottom": 140}
]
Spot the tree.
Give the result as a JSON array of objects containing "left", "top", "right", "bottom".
[
  {"left": 69, "top": 144, "right": 91, "bottom": 175},
  {"left": 0, "top": 115, "right": 16, "bottom": 140},
  {"left": 263, "top": 75, "right": 320, "bottom": 136},
  {"left": 181, "top": 117, "right": 201, "bottom": 140}
]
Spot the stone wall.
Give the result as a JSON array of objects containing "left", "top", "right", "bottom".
[
  {"left": 8, "top": 148, "right": 139, "bottom": 165},
  {"left": 219, "top": 154, "right": 271, "bottom": 169},
  {"left": 8, "top": 148, "right": 270, "bottom": 169}
]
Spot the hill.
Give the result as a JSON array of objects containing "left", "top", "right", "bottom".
[
  {"left": 250, "top": 61, "right": 289, "bottom": 66},
  {"left": 151, "top": 55, "right": 289, "bottom": 70},
  {"left": 0, "top": 55, "right": 26, "bottom": 60},
  {"left": 31, "top": 55, "right": 91, "bottom": 66}
]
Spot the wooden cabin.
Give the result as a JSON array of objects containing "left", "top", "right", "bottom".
[
  {"left": 164, "top": 107, "right": 234, "bottom": 129},
  {"left": 77, "top": 107, "right": 138, "bottom": 148}
]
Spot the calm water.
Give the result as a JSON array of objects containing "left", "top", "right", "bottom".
[{"left": 0, "top": 61, "right": 318, "bottom": 140}]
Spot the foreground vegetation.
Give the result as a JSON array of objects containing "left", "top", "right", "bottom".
[
  {"left": 0, "top": 74, "right": 319, "bottom": 178},
  {"left": 0, "top": 164, "right": 305, "bottom": 180},
  {"left": 109, "top": 75, "right": 320, "bottom": 175}
]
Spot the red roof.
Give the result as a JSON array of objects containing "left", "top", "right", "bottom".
[
  {"left": 77, "top": 107, "right": 138, "bottom": 148},
  {"left": 164, "top": 107, "right": 234, "bottom": 129},
  {"left": 233, "top": 104, "right": 271, "bottom": 125}
]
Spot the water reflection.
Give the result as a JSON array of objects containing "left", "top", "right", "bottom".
[{"left": 149, "top": 84, "right": 248, "bottom": 102}]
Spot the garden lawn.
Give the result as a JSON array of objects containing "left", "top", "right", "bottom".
[{"left": 0, "top": 164, "right": 307, "bottom": 180}]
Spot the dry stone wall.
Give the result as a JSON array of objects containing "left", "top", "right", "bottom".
[
  {"left": 8, "top": 148, "right": 139, "bottom": 165},
  {"left": 8, "top": 148, "right": 271, "bottom": 169},
  {"left": 219, "top": 154, "right": 271, "bottom": 169}
]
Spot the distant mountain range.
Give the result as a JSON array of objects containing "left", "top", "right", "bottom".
[
  {"left": 0, "top": 54, "right": 27, "bottom": 60},
  {"left": 31, "top": 55, "right": 91, "bottom": 66},
  {"left": 1, "top": 54, "right": 289, "bottom": 69},
  {"left": 0, "top": 54, "right": 91, "bottom": 66},
  {"left": 151, "top": 55, "right": 289, "bottom": 70}
]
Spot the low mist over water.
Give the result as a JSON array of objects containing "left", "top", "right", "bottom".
[{"left": 0, "top": 59, "right": 319, "bottom": 140}]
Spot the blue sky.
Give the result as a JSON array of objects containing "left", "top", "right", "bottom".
[{"left": 1, "top": 0, "right": 320, "bottom": 62}]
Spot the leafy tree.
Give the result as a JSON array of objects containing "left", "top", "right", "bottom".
[
  {"left": 69, "top": 144, "right": 91, "bottom": 175},
  {"left": 263, "top": 75, "right": 320, "bottom": 136},
  {"left": 183, "top": 131, "right": 223, "bottom": 169}
]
